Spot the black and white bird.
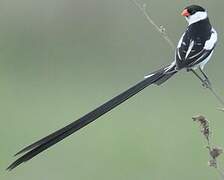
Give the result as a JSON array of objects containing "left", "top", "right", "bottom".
[
  {"left": 7, "top": 5, "right": 218, "bottom": 170},
  {"left": 145, "top": 4, "right": 217, "bottom": 86}
]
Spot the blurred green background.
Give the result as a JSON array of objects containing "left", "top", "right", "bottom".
[{"left": 1, "top": 0, "right": 224, "bottom": 179}]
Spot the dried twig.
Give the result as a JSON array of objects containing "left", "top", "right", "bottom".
[
  {"left": 192, "top": 115, "right": 224, "bottom": 179},
  {"left": 192, "top": 115, "right": 210, "bottom": 144}
]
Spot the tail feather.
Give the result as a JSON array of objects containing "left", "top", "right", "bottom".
[
  {"left": 7, "top": 63, "right": 177, "bottom": 170},
  {"left": 145, "top": 62, "right": 177, "bottom": 85}
]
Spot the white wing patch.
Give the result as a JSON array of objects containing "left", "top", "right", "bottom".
[
  {"left": 177, "top": 50, "right": 181, "bottom": 60},
  {"left": 177, "top": 33, "right": 185, "bottom": 48},
  {"left": 204, "top": 28, "right": 217, "bottom": 50},
  {"left": 199, "top": 51, "right": 214, "bottom": 69},
  {"left": 185, "top": 40, "right": 194, "bottom": 59}
]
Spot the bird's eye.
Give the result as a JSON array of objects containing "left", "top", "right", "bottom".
[{"left": 188, "top": 9, "right": 196, "bottom": 15}]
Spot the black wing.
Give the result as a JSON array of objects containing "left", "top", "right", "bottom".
[{"left": 175, "top": 29, "right": 217, "bottom": 69}]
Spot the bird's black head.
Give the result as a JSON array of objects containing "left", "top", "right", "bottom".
[{"left": 182, "top": 5, "right": 206, "bottom": 17}]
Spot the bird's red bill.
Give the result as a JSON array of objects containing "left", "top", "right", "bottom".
[{"left": 181, "top": 9, "right": 190, "bottom": 16}]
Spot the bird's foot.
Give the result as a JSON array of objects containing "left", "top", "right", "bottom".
[{"left": 202, "top": 79, "right": 211, "bottom": 89}]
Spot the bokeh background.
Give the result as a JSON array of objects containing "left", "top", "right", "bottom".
[{"left": 1, "top": 0, "right": 224, "bottom": 179}]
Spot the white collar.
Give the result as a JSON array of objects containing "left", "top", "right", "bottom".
[{"left": 186, "top": 11, "right": 208, "bottom": 25}]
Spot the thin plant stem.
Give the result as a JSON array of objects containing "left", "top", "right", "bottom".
[
  {"left": 207, "top": 85, "right": 224, "bottom": 107},
  {"left": 217, "top": 166, "right": 224, "bottom": 180},
  {"left": 131, "top": 0, "right": 175, "bottom": 50}
]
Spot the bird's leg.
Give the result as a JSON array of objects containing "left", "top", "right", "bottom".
[
  {"left": 189, "top": 68, "right": 224, "bottom": 106},
  {"left": 188, "top": 68, "right": 204, "bottom": 83},
  {"left": 199, "top": 67, "right": 212, "bottom": 88},
  {"left": 188, "top": 68, "right": 210, "bottom": 88}
]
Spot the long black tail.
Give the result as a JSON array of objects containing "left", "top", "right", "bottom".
[{"left": 7, "top": 63, "right": 177, "bottom": 170}]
